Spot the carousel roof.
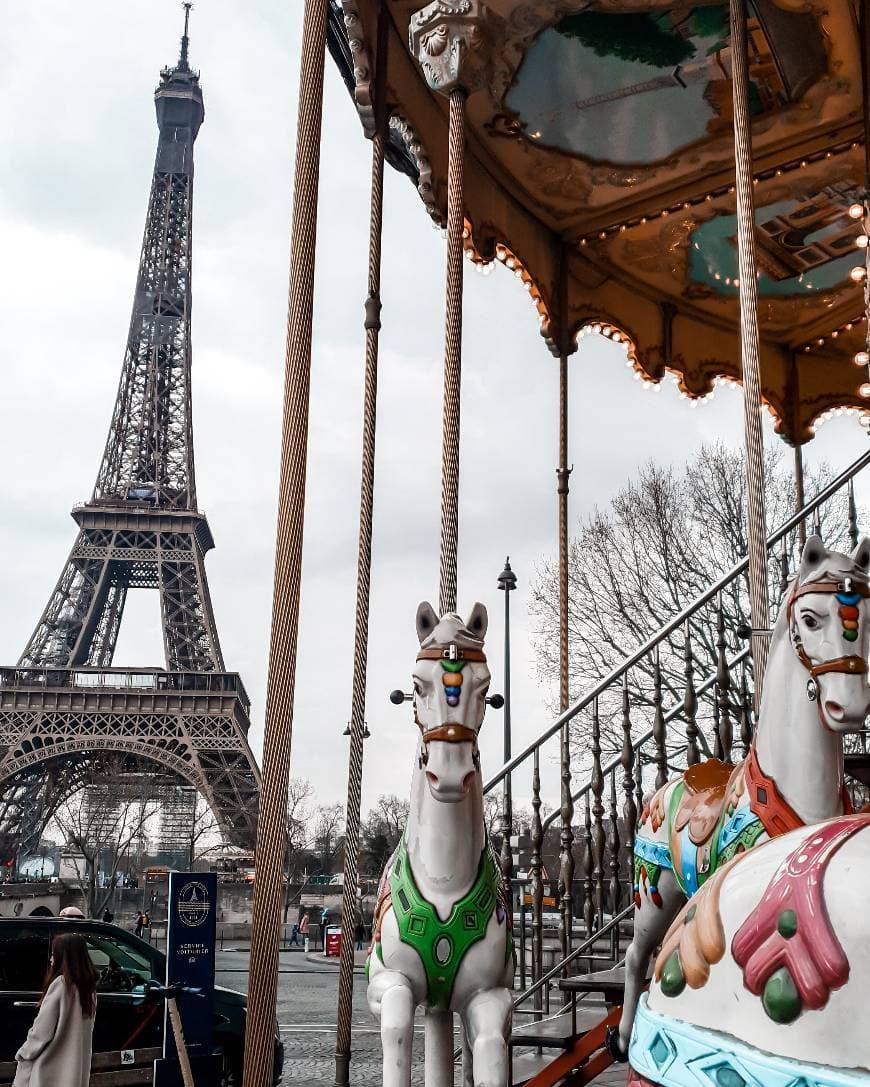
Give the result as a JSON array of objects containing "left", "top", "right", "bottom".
[{"left": 329, "top": 0, "right": 870, "bottom": 443}]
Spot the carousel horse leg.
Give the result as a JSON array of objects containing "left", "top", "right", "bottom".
[
  {"left": 424, "top": 1008, "right": 454, "bottom": 1087},
  {"left": 610, "top": 868, "right": 684, "bottom": 1061},
  {"left": 462, "top": 987, "right": 511, "bottom": 1087},
  {"left": 378, "top": 973, "right": 416, "bottom": 1087}
]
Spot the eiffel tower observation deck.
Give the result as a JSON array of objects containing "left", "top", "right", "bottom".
[{"left": 0, "top": 6, "right": 260, "bottom": 864}]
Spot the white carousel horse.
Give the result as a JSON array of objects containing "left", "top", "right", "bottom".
[
  {"left": 366, "top": 602, "right": 513, "bottom": 1087},
  {"left": 610, "top": 535, "right": 870, "bottom": 1059},
  {"left": 627, "top": 813, "right": 870, "bottom": 1086}
]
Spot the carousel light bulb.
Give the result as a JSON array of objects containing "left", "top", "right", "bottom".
[
  {"left": 857, "top": 235, "right": 870, "bottom": 248},
  {"left": 850, "top": 266, "right": 866, "bottom": 282},
  {"left": 849, "top": 203, "right": 865, "bottom": 219},
  {"left": 861, "top": 383, "right": 870, "bottom": 398},
  {"left": 854, "top": 350, "right": 870, "bottom": 366}
]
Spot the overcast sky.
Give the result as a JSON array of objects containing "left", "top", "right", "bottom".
[{"left": 2, "top": 1, "right": 868, "bottom": 820}]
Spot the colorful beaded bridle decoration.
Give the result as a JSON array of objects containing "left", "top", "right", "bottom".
[
  {"left": 787, "top": 576, "right": 870, "bottom": 710},
  {"left": 413, "top": 643, "right": 487, "bottom": 748}
]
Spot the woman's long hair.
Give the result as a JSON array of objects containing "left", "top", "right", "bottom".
[{"left": 42, "top": 933, "right": 99, "bottom": 1017}]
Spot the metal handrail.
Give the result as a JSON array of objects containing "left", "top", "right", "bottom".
[
  {"left": 540, "top": 646, "right": 750, "bottom": 832},
  {"left": 484, "top": 449, "right": 870, "bottom": 793},
  {"left": 512, "top": 902, "right": 636, "bottom": 1011}
]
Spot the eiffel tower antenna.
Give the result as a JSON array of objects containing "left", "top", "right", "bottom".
[
  {"left": 0, "top": 17, "right": 259, "bottom": 867},
  {"left": 179, "top": 2, "right": 193, "bottom": 70}
]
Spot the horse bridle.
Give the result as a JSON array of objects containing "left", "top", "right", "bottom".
[
  {"left": 413, "top": 644, "right": 487, "bottom": 755},
  {"left": 787, "top": 577, "right": 870, "bottom": 706}
]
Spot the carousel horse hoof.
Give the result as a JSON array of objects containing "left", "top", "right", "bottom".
[{"left": 605, "top": 1025, "right": 629, "bottom": 1063}]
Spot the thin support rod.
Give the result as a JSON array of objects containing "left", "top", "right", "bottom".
[
  {"left": 333, "top": 10, "right": 389, "bottom": 1087},
  {"left": 242, "top": 1, "right": 327, "bottom": 1084},
  {"left": 438, "top": 89, "right": 467, "bottom": 615},
  {"left": 730, "top": 0, "right": 770, "bottom": 705},
  {"left": 557, "top": 350, "right": 574, "bottom": 964},
  {"left": 794, "top": 445, "right": 806, "bottom": 549}
]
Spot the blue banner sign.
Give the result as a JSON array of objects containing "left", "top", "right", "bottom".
[{"left": 164, "top": 871, "right": 217, "bottom": 1058}]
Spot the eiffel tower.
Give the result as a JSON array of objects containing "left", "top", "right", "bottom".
[{"left": 0, "top": 7, "right": 260, "bottom": 865}]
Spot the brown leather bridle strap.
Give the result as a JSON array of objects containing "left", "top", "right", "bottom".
[
  {"left": 789, "top": 580, "right": 870, "bottom": 603},
  {"left": 421, "top": 723, "right": 477, "bottom": 743},
  {"left": 810, "top": 656, "right": 868, "bottom": 678},
  {"left": 416, "top": 647, "right": 487, "bottom": 663}
]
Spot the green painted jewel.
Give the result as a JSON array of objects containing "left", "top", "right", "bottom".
[
  {"left": 844, "top": 629, "right": 859, "bottom": 642},
  {"left": 660, "top": 950, "right": 686, "bottom": 997},
  {"left": 715, "top": 1067, "right": 746, "bottom": 1087},
  {"left": 389, "top": 838, "right": 507, "bottom": 1010},
  {"left": 440, "top": 659, "right": 465, "bottom": 673},
  {"left": 685, "top": 905, "right": 697, "bottom": 924},
  {"left": 762, "top": 966, "right": 802, "bottom": 1023},
  {"left": 777, "top": 909, "right": 798, "bottom": 939}
]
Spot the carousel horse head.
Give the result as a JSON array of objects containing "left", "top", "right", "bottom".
[
  {"left": 628, "top": 813, "right": 870, "bottom": 1085},
  {"left": 411, "top": 601, "right": 491, "bottom": 803},
  {"left": 779, "top": 534, "right": 870, "bottom": 732}
]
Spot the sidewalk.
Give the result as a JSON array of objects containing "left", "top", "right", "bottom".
[{"left": 305, "top": 947, "right": 369, "bottom": 971}]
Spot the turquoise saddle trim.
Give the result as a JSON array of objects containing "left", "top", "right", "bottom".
[
  {"left": 629, "top": 994, "right": 870, "bottom": 1087},
  {"left": 634, "top": 835, "right": 674, "bottom": 870}
]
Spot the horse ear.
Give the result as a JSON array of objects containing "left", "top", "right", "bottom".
[
  {"left": 799, "top": 534, "right": 827, "bottom": 578},
  {"left": 851, "top": 537, "right": 870, "bottom": 572},
  {"left": 416, "top": 601, "right": 439, "bottom": 645},
  {"left": 466, "top": 602, "right": 488, "bottom": 640}
]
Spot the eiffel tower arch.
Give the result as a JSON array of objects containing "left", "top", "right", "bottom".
[{"left": 0, "top": 9, "right": 260, "bottom": 865}]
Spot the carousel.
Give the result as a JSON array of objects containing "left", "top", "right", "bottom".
[{"left": 240, "top": 1, "right": 870, "bottom": 1086}]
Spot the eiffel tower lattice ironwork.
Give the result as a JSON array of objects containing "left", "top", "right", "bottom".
[{"left": 0, "top": 8, "right": 260, "bottom": 864}]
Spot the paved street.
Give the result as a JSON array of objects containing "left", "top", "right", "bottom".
[{"left": 215, "top": 947, "right": 628, "bottom": 1085}]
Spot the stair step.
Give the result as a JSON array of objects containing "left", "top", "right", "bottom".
[
  {"left": 558, "top": 968, "right": 629, "bottom": 1005},
  {"left": 510, "top": 1008, "right": 603, "bottom": 1049}
]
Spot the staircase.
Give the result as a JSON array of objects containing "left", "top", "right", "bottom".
[{"left": 486, "top": 449, "right": 870, "bottom": 1085}]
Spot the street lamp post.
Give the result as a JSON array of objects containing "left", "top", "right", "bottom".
[{"left": 497, "top": 558, "right": 517, "bottom": 884}]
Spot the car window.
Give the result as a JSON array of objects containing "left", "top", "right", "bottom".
[
  {"left": 84, "top": 932, "right": 155, "bottom": 993},
  {"left": 0, "top": 926, "right": 50, "bottom": 990}
]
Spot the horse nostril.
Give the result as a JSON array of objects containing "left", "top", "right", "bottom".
[
  {"left": 425, "top": 771, "right": 439, "bottom": 787},
  {"left": 825, "top": 700, "right": 846, "bottom": 722},
  {"left": 461, "top": 771, "right": 476, "bottom": 791}
]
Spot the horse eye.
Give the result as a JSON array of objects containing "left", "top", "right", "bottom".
[{"left": 803, "top": 614, "right": 818, "bottom": 630}]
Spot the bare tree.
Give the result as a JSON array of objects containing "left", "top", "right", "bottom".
[
  {"left": 313, "top": 803, "right": 345, "bottom": 876},
  {"left": 360, "top": 795, "right": 410, "bottom": 876},
  {"left": 283, "top": 777, "right": 313, "bottom": 922},
  {"left": 184, "top": 795, "right": 222, "bottom": 869},
  {"left": 51, "top": 761, "right": 160, "bottom": 917},
  {"left": 530, "top": 443, "right": 854, "bottom": 756}
]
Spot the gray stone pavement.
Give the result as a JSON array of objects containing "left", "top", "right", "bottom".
[{"left": 216, "top": 944, "right": 629, "bottom": 1085}]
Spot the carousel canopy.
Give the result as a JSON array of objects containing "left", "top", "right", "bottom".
[{"left": 330, "top": 0, "right": 870, "bottom": 443}]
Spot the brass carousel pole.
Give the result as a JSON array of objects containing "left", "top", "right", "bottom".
[
  {"left": 334, "top": 7, "right": 389, "bottom": 1085},
  {"left": 729, "top": 0, "right": 771, "bottom": 701},
  {"left": 242, "top": 1, "right": 327, "bottom": 1084},
  {"left": 410, "top": 0, "right": 496, "bottom": 614},
  {"left": 556, "top": 301, "right": 574, "bottom": 964}
]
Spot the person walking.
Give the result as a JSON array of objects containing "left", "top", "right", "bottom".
[
  {"left": 289, "top": 922, "right": 299, "bottom": 947},
  {"left": 101, "top": 908, "right": 113, "bottom": 924},
  {"left": 354, "top": 920, "right": 364, "bottom": 952},
  {"left": 13, "top": 932, "right": 99, "bottom": 1087},
  {"left": 134, "top": 912, "right": 144, "bottom": 938},
  {"left": 298, "top": 910, "right": 309, "bottom": 951}
]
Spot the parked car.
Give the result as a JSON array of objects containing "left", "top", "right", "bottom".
[{"left": 0, "top": 917, "right": 283, "bottom": 1085}]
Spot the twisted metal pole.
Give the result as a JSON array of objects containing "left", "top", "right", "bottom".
[
  {"left": 730, "top": 0, "right": 770, "bottom": 702},
  {"left": 242, "top": 2, "right": 327, "bottom": 1083},
  {"left": 438, "top": 89, "right": 467, "bottom": 615},
  {"left": 557, "top": 350, "right": 574, "bottom": 965},
  {"left": 334, "top": 9, "right": 389, "bottom": 1085}
]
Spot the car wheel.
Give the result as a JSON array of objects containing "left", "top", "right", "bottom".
[{"left": 219, "top": 1047, "right": 242, "bottom": 1087}]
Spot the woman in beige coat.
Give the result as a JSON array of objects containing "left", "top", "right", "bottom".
[{"left": 14, "top": 932, "right": 99, "bottom": 1087}]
